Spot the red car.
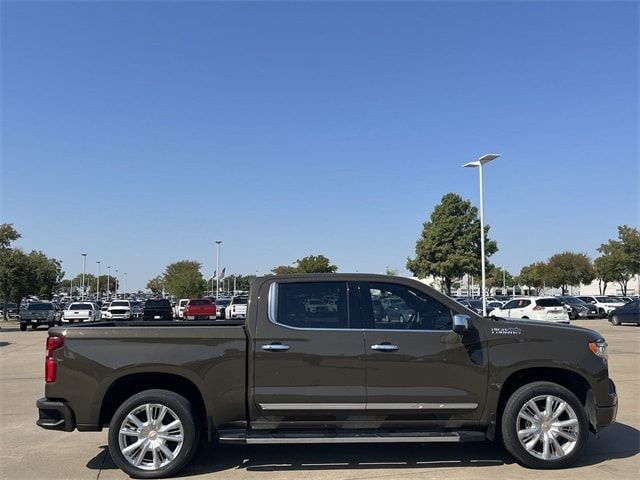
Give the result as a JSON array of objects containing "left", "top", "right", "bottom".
[{"left": 183, "top": 298, "right": 216, "bottom": 320}]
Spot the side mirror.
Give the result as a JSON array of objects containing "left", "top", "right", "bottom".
[{"left": 453, "top": 314, "right": 471, "bottom": 334}]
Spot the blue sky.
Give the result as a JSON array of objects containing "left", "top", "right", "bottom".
[{"left": 1, "top": 1, "right": 638, "bottom": 291}]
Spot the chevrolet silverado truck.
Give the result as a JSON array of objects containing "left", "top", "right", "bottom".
[{"left": 36, "top": 274, "right": 617, "bottom": 478}]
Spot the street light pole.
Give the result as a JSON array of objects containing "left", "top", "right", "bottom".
[
  {"left": 124, "top": 273, "right": 127, "bottom": 298},
  {"left": 81, "top": 253, "right": 87, "bottom": 300},
  {"left": 215, "top": 241, "right": 222, "bottom": 301},
  {"left": 464, "top": 154, "right": 501, "bottom": 316},
  {"left": 115, "top": 269, "right": 119, "bottom": 297},
  {"left": 107, "top": 266, "right": 111, "bottom": 299},
  {"left": 96, "top": 261, "right": 101, "bottom": 300}
]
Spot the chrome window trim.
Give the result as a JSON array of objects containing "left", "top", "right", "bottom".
[{"left": 266, "top": 280, "right": 458, "bottom": 333}]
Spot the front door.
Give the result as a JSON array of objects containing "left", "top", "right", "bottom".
[
  {"left": 359, "top": 281, "right": 488, "bottom": 426},
  {"left": 252, "top": 279, "right": 366, "bottom": 427}
]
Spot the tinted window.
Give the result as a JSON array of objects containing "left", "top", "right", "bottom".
[
  {"left": 216, "top": 299, "right": 230, "bottom": 306},
  {"left": 27, "top": 303, "right": 53, "bottom": 311},
  {"left": 367, "top": 282, "right": 452, "bottom": 330},
  {"left": 111, "top": 301, "right": 129, "bottom": 307},
  {"left": 502, "top": 300, "right": 518, "bottom": 309},
  {"left": 188, "top": 299, "right": 212, "bottom": 305},
  {"left": 69, "top": 303, "right": 93, "bottom": 310},
  {"left": 276, "top": 282, "right": 349, "bottom": 329},
  {"left": 508, "top": 299, "right": 531, "bottom": 309},
  {"left": 145, "top": 299, "right": 170, "bottom": 307},
  {"left": 536, "top": 298, "right": 563, "bottom": 307},
  {"left": 232, "top": 297, "right": 247, "bottom": 305}
]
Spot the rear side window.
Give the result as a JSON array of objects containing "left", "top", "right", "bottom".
[
  {"left": 232, "top": 297, "right": 248, "bottom": 305},
  {"left": 536, "top": 298, "right": 562, "bottom": 307},
  {"left": 276, "top": 282, "right": 349, "bottom": 329}
]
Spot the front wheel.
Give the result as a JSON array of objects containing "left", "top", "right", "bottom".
[
  {"left": 31, "top": 324, "right": 38, "bottom": 330},
  {"left": 20, "top": 323, "right": 26, "bottom": 331},
  {"left": 598, "top": 308, "right": 606, "bottom": 318},
  {"left": 501, "top": 381, "right": 588, "bottom": 469},
  {"left": 610, "top": 315, "right": 621, "bottom": 326},
  {"left": 108, "top": 389, "right": 200, "bottom": 478}
]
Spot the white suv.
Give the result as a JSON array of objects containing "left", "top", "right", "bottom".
[
  {"left": 490, "top": 296, "right": 569, "bottom": 323},
  {"left": 106, "top": 300, "right": 132, "bottom": 320},
  {"left": 577, "top": 296, "right": 625, "bottom": 318}
]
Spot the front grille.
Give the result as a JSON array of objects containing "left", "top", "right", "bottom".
[{"left": 110, "top": 309, "right": 128, "bottom": 315}]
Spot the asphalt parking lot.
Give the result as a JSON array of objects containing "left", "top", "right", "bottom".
[{"left": 1, "top": 319, "right": 638, "bottom": 480}]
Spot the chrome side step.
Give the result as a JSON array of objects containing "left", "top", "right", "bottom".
[{"left": 218, "top": 430, "right": 484, "bottom": 445}]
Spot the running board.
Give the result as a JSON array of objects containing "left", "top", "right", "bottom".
[{"left": 217, "top": 430, "right": 485, "bottom": 445}]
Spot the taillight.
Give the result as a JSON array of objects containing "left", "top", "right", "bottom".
[
  {"left": 45, "top": 335, "right": 64, "bottom": 383},
  {"left": 533, "top": 305, "right": 544, "bottom": 311}
]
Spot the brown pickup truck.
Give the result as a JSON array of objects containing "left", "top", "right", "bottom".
[{"left": 36, "top": 274, "right": 617, "bottom": 478}]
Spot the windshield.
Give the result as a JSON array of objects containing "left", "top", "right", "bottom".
[
  {"left": 69, "top": 303, "right": 93, "bottom": 310},
  {"left": 111, "top": 301, "right": 129, "bottom": 307},
  {"left": 596, "top": 296, "right": 620, "bottom": 303},
  {"left": 179, "top": 300, "right": 189, "bottom": 307},
  {"left": 215, "top": 299, "right": 230, "bottom": 306},
  {"left": 28, "top": 303, "right": 54, "bottom": 311},
  {"left": 560, "top": 296, "right": 585, "bottom": 305}
]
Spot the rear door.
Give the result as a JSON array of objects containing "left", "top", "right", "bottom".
[
  {"left": 252, "top": 279, "right": 366, "bottom": 426},
  {"left": 360, "top": 281, "right": 488, "bottom": 426}
]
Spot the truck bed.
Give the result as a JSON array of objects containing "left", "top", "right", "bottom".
[{"left": 46, "top": 320, "right": 247, "bottom": 431}]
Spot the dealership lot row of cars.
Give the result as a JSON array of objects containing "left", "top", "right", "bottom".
[{"left": 3, "top": 292, "right": 639, "bottom": 331}]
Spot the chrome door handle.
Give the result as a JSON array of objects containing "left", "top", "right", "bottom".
[
  {"left": 370, "top": 343, "right": 399, "bottom": 352},
  {"left": 261, "top": 343, "right": 290, "bottom": 352}
]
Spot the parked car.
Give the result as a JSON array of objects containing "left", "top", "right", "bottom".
[
  {"left": 183, "top": 299, "right": 216, "bottom": 320},
  {"left": 19, "top": 302, "right": 58, "bottom": 331},
  {"left": 459, "top": 299, "right": 483, "bottom": 315},
  {"left": 141, "top": 299, "right": 173, "bottom": 321},
  {"left": 62, "top": 302, "right": 100, "bottom": 324},
  {"left": 226, "top": 296, "right": 248, "bottom": 319},
  {"left": 106, "top": 300, "right": 133, "bottom": 320},
  {"left": 608, "top": 300, "right": 640, "bottom": 326},
  {"left": 100, "top": 303, "right": 110, "bottom": 318},
  {"left": 130, "top": 301, "right": 143, "bottom": 319},
  {"left": 490, "top": 297, "right": 569, "bottom": 323},
  {"left": 2, "top": 302, "right": 19, "bottom": 318},
  {"left": 486, "top": 300, "right": 505, "bottom": 314},
  {"left": 576, "top": 296, "right": 625, "bottom": 318},
  {"left": 214, "top": 297, "right": 231, "bottom": 319},
  {"left": 557, "top": 296, "right": 598, "bottom": 320},
  {"left": 175, "top": 299, "right": 189, "bottom": 319},
  {"left": 37, "top": 274, "right": 617, "bottom": 478}
]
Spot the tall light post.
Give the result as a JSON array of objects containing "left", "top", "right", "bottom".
[
  {"left": 502, "top": 266, "right": 507, "bottom": 294},
  {"left": 115, "top": 269, "right": 119, "bottom": 297},
  {"left": 124, "top": 273, "right": 128, "bottom": 298},
  {"left": 107, "top": 266, "right": 111, "bottom": 299},
  {"left": 81, "top": 253, "right": 87, "bottom": 300},
  {"left": 215, "top": 241, "right": 222, "bottom": 301},
  {"left": 96, "top": 261, "right": 101, "bottom": 300},
  {"left": 464, "top": 153, "right": 501, "bottom": 316}
]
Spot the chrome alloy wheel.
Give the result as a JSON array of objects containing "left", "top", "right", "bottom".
[
  {"left": 516, "top": 395, "right": 579, "bottom": 461},
  {"left": 118, "top": 403, "right": 184, "bottom": 471}
]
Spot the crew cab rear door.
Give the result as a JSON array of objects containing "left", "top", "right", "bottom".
[
  {"left": 251, "top": 279, "right": 366, "bottom": 425},
  {"left": 359, "top": 280, "right": 488, "bottom": 423}
]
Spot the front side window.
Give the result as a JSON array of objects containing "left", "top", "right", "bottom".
[
  {"left": 276, "top": 282, "right": 349, "bottom": 329},
  {"left": 365, "top": 282, "right": 452, "bottom": 331}
]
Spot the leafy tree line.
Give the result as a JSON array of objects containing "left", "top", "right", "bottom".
[
  {"left": 58, "top": 274, "right": 119, "bottom": 295},
  {"left": 0, "top": 224, "right": 64, "bottom": 318}
]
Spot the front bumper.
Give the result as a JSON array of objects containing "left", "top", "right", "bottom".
[
  {"left": 596, "top": 379, "right": 618, "bottom": 429},
  {"left": 36, "top": 398, "right": 76, "bottom": 432}
]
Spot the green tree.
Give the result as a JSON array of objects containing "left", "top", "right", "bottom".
[
  {"left": 295, "top": 255, "right": 337, "bottom": 273},
  {"left": 146, "top": 275, "right": 165, "bottom": 294},
  {"left": 0, "top": 225, "right": 63, "bottom": 318},
  {"left": 271, "top": 265, "right": 299, "bottom": 275},
  {"left": 545, "top": 252, "right": 595, "bottom": 295},
  {"left": 163, "top": 261, "right": 206, "bottom": 299},
  {"left": 384, "top": 267, "right": 399, "bottom": 276},
  {"left": 486, "top": 265, "right": 513, "bottom": 291},
  {"left": 593, "top": 254, "right": 625, "bottom": 295},
  {"left": 517, "top": 262, "right": 549, "bottom": 293},
  {"left": 406, "top": 193, "right": 498, "bottom": 294},
  {"left": 598, "top": 225, "right": 640, "bottom": 295}
]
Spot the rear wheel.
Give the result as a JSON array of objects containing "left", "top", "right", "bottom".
[
  {"left": 20, "top": 323, "right": 26, "bottom": 331},
  {"left": 598, "top": 308, "right": 606, "bottom": 318},
  {"left": 610, "top": 315, "right": 621, "bottom": 326},
  {"left": 501, "top": 381, "right": 588, "bottom": 469},
  {"left": 108, "top": 389, "right": 199, "bottom": 479},
  {"left": 31, "top": 324, "right": 38, "bottom": 330}
]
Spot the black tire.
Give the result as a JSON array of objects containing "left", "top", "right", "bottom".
[
  {"left": 598, "top": 308, "right": 606, "bottom": 319},
  {"left": 31, "top": 324, "right": 38, "bottom": 330},
  {"left": 19, "top": 323, "right": 26, "bottom": 332},
  {"left": 501, "top": 381, "right": 588, "bottom": 469},
  {"left": 610, "top": 315, "right": 621, "bottom": 326},
  {"left": 108, "top": 389, "right": 200, "bottom": 479},
  {"left": 522, "top": 316, "right": 529, "bottom": 320}
]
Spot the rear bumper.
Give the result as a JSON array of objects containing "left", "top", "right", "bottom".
[{"left": 36, "top": 398, "right": 76, "bottom": 432}]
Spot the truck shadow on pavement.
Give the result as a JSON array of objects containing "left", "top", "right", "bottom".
[{"left": 87, "top": 422, "right": 639, "bottom": 477}]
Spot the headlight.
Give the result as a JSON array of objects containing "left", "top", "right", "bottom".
[{"left": 588, "top": 339, "right": 608, "bottom": 360}]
